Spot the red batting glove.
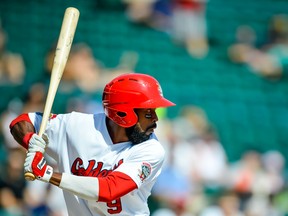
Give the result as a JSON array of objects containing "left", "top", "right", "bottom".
[{"left": 24, "top": 151, "right": 53, "bottom": 183}]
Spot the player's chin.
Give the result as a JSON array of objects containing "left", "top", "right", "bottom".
[
  {"left": 145, "top": 131, "right": 152, "bottom": 136},
  {"left": 146, "top": 128, "right": 155, "bottom": 135}
]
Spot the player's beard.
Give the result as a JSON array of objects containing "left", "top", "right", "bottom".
[{"left": 126, "top": 123, "right": 156, "bottom": 145}]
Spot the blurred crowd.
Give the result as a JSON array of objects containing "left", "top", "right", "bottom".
[
  {"left": 0, "top": 1, "right": 288, "bottom": 216},
  {"left": 0, "top": 20, "right": 25, "bottom": 86},
  {"left": 228, "top": 14, "right": 288, "bottom": 81},
  {"left": 151, "top": 106, "right": 287, "bottom": 216},
  {"left": 123, "top": 0, "right": 209, "bottom": 58}
]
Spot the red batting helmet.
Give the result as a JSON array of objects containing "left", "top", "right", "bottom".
[{"left": 102, "top": 73, "right": 175, "bottom": 127}]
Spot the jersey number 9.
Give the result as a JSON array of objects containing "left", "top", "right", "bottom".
[{"left": 107, "top": 198, "right": 122, "bottom": 214}]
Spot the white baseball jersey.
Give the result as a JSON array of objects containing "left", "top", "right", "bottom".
[{"left": 28, "top": 111, "right": 165, "bottom": 216}]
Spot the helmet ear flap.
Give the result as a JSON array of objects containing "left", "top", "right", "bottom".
[
  {"left": 116, "top": 111, "right": 126, "bottom": 117},
  {"left": 106, "top": 108, "right": 138, "bottom": 128},
  {"left": 124, "top": 110, "right": 138, "bottom": 127}
]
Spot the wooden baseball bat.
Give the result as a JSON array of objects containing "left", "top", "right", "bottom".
[{"left": 25, "top": 7, "right": 80, "bottom": 181}]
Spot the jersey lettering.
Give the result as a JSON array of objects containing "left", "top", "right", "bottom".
[{"left": 71, "top": 158, "right": 124, "bottom": 177}]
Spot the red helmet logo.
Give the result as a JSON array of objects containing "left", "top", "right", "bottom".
[{"left": 102, "top": 73, "right": 175, "bottom": 127}]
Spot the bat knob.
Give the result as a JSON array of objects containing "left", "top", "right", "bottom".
[{"left": 24, "top": 172, "right": 36, "bottom": 181}]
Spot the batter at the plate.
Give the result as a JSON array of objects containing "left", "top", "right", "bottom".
[{"left": 10, "top": 73, "right": 175, "bottom": 216}]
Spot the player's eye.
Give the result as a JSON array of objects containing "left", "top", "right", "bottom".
[
  {"left": 145, "top": 109, "right": 153, "bottom": 119},
  {"left": 145, "top": 113, "right": 152, "bottom": 119}
]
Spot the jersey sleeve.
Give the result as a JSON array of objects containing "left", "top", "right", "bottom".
[{"left": 114, "top": 137, "right": 165, "bottom": 188}]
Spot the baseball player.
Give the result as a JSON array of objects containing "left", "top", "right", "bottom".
[{"left": 9, "top": 73, "right": 175, "bottom": 216}]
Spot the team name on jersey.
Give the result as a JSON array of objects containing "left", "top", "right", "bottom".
[{"left": 71, "top": 158, "right": 124, "bottom": 177}]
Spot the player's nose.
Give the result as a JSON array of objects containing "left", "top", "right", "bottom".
[{"left": 152, "top": 111, "right": 158, "bottom": 122}]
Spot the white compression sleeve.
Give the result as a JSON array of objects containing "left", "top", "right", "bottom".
[{"left": 59, "top": 173, "right": 100, "bottom": 201}]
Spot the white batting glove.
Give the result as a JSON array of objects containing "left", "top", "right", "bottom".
[
  {"left": 24, "top": 151, "right": 53, "bottom": 183},
  {"left": 28, "top": 133, "right": 49, "bottom": 153}
]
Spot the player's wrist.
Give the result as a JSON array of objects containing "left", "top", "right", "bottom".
[
  {"left": 22, "top": 132, "right": 34, "bottom": 149},
  {"left": 38, "top": 165, "right": 54, "bottom": 183},
  {"left": 49, "top": 172, "right": 62, "bottom": 187}
]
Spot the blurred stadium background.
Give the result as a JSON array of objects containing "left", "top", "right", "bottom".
[{"left": 1, "top": 0, "right": 288, "bottom": 215}]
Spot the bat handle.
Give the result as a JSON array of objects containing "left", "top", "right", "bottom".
[
  {"left": 24, "top": 131, "right": 45, "bottom": 181},
  {"left": 25, "top": 172, "right": 36, "bottom": 181}
]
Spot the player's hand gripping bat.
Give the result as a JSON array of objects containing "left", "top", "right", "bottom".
[{"left": 24, "top": 7, "right": 80, "bottom": 181}]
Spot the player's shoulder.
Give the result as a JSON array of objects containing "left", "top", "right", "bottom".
[
  {"left": 59, "top": 111, "right": 104, "bottom": 125},
  {"left": 66, "top": 111, "right": 103, "bottom": 120},
  {"left": 131, "top": 136, "right": 165, "bottom": 159}
]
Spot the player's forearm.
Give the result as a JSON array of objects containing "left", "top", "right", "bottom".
[
  {"left": 50, "top": 171, "right": 137, "bottom": 202},
  {"left": 49, "top": 172, "right": 100, "bottom": 200},
  {"left": 57, "top": 173, "right": 100, "bottom": 201}
]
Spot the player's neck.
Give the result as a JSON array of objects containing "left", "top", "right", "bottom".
[{"left": 106, "top": 118, "right": 129, "bottom": 144}]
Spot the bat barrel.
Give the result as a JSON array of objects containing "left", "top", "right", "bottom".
[{"left": 39, "top": 7, "right": 80, "bottom": 137}]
